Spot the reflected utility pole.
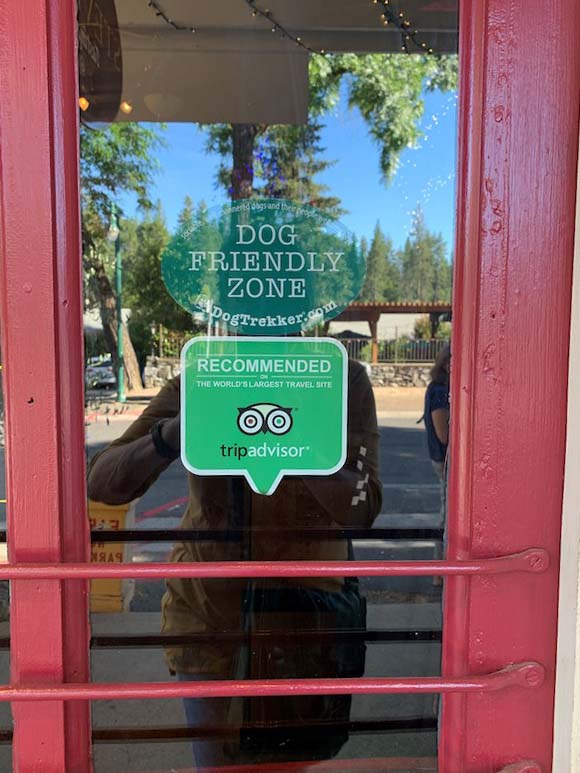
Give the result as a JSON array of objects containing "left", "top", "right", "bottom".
[{"left": 107, "top": 204, "right": 125, "bottom": 402}]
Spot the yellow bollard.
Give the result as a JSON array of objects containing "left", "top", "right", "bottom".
[{"left": 88, "top": 500, "right": 136, "bottom": 613}]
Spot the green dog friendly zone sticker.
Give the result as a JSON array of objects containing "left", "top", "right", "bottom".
[
  {"left": 162, "top": 198, "right": 365, "bottom": 336},
  {"left": 181, "top": 337, "right": 347, "bottom": 495}
]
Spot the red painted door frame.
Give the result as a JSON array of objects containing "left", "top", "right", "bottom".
[
  {"left": 442, "top": 0, "right": 580, "bottom": 771},
  {"left": 0, "top": 0, "right": 579, "bottom": 771},
  {"left": 0, "top": 0, "right": 91, "bottom": 771}
]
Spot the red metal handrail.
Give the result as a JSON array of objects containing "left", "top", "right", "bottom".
[
  {"left": 0, "top": 549, "right": 549, "bottom": 580},
  {"left": 0, "top": 663, "right": 544, "bottom": 702}
]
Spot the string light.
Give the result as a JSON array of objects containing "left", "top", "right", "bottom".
[
  {"left": 145, "top": 0, "right": 432, "bottom": 59},
  {"left": 374, "top": 1, "right": 434, "bottom": 55},
  {"left": 78, "top": 96, "right": 90, "bottom": 112},
  {"left": 147, "top": 0, "right": 196, "bottom": 33},
  {"left": 244, "top": 0, "right": 324, "bottom": 55},
  {"left": 120, "top": 100, "right": 133, "bottom": 114}
]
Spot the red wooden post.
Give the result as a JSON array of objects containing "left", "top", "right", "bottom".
[
  {"left": 369, "top": 317, "right": 379, "bottom": 364},
  {"left": 0, "top": 0, "right": 91, "bottom": 770},
  {"left": 442, "top": 0, "right": 580, "bottom": 770}
]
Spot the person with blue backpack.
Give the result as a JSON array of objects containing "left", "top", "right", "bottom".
[{"left": 423, "top": 344, "right": 450, "bottom": 520}]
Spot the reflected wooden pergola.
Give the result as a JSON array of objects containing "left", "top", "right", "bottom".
[{"left": 333, "top": 300, "right": 451, "bottom": 362}]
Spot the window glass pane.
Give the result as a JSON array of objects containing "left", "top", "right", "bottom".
[
  {"left": 79, "top": 0, "right": 458, "bottom": 768},
  {"left": 91, "top": 694, "right": 438, "bottom": 771}
]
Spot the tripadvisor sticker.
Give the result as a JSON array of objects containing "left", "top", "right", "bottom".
[
  {"left": 162, "top": 199, "right": 365, "bottom": 336},
  {"left": 181, "top": 337, "right": 347, "bottom": 495}
]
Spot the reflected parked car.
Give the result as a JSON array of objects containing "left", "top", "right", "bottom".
[{"left": 85, "top": 358, "right": 115, "bottom": 389}]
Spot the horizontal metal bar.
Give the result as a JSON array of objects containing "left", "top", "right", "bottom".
[
  {"left": 0, "top": 629, "right": 442, "bottom": 651},
  {"left": 0, "top": 717, "right": 438, "bottom": 746},
  {"left": 0, "top": 549, "right": 549, "bottom": 579},
  {"left": 0, "top": 662, "right": 545, "bottom": 702},
  {"left": 0, "top": 528, "right": 445, "bottom": 544},
  {"left": 91, "top": 716, "right": 437, "bottom": 743},
  {"left": 130, "top": 758, "right": 438, "bottom": 772},
  {"left": 88, "top": 528, "right": 444, "bottom": 543},
  {"left": 90, "top": 629, "right": 442, "bottom": 648}
]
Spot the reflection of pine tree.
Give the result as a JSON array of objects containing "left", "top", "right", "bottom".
[
  {"left": 254, "top": 122, "right": 344, "bottom": 217},
  {"left": 189, "top": 201, "right": 221, "bottom": 304},
  {"left": 177, "top": 195, "right": 195, "bottom": 231},
  {"left": 124, "top": 202, "right": 202, "bottom": 364},
  {"left": 397, "top": 208, "right": 451, "bottom": 302},
  {"left": 359, "top": 222, "right": 399, "bottom": 302},
  {"left": 161, "top": 198, "right": 222, "bottom": 314},
  {"left": 432, "top": 250, "right": 453, "bottom": 303},
  {"left": 124, "top": 202, "right": 177, "bottom": 327}
]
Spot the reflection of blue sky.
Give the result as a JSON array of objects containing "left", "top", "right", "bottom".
[
  {"left": 119, "top": 88, "right": 457, "bottom": 260},
  {"left": 319, "top": 88, "right": 458, "bottom": 256}
]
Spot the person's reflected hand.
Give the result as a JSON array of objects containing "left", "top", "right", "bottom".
[{"left": 162, "top": 413, "right": 181, "bottom": 453}]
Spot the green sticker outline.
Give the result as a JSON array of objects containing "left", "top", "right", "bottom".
[{"left": 180, "top": 336, "right": 348, "bottom": 495}]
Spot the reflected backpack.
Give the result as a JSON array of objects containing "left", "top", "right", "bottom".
[{"left": 235, "top": 578, "right": 367, "bottom": 763}]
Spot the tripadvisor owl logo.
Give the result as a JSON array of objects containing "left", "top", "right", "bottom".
[
  {"left": 222, "top": 402, "right": 304, "bottom": 463},
  {"left": 237, "top": 403, "right": 293, "bottom": 436}
]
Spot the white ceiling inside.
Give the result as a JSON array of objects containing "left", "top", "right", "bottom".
[{"left": 79, "top": 0, "right": 458, "bottom": 124}]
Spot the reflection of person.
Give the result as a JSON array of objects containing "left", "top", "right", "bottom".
[
  {"left": 88, "top": 358, "right": 382, "bottom": 766},
  {"left": 423, "top": 344, "right": 450, "bottom": 518}
]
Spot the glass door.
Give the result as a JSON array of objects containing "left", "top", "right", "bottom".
[
  {"left": 0, "top": 1, "right": 578, "bottom": 772},
  {"left": 79, "top": 2, "right": 458, "bottom": 769}
]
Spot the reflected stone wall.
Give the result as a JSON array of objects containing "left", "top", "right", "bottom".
[
  {"left": 143, "top": 356, "right": 431, "bottom": 390},
  {"left": 369, "top": 364, "right": 431, "bottom": 388}
]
